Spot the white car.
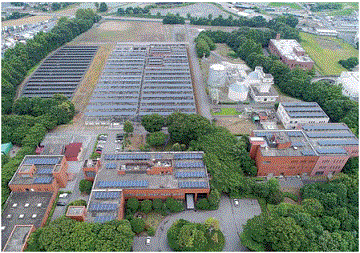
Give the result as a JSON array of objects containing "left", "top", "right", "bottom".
[
  {"left": 234, "top": 199, "right": 239, "bottom": 207},
  {"left": 145, "top": 237, "right": 151, "bottom": 246}
]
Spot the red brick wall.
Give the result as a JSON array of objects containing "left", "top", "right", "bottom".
[
  {"left": 311, "top": 155, "right": 350, "bottom": 176},
  {"left": 40, "top": 191, "right": 58, "bottom": 227},
  {"left": 9, "top": 180, "right": 59, "bottom": 192}
]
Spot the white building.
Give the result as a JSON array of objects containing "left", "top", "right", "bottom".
[
  {"left": 336, "top": 71, "right": 359, "bottom": 101},
  {"left": 246, "top": 66, "right": 278, "bottom": 103},
  {"left": 277, "top": 102, "right": 330, "bottom": 129},
  {"left": 315, "top": 29, "right": 338, "bottom": 37}
]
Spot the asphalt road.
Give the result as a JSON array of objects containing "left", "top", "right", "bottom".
[{"left": 133, "top": 195, "right": 261, "bottom": 252}]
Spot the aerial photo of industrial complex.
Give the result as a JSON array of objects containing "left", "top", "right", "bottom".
[{"left": 1, "top": 1, "right": 359, "bottom": 252}]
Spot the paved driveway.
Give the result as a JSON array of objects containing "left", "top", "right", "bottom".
[{"left": 133, "top": 195, "right": 261, "bottom": 252}]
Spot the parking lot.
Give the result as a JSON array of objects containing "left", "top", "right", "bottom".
[{"left": 133, "top": 195, "right": 261, "bottom": 252}]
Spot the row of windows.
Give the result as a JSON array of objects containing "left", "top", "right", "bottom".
[{"left": 124, "top": 193, "right": 183, "bottom": 197}]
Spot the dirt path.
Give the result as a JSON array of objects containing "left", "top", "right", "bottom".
[{"left": 71, "top": 44, "right": 114, "bottom": 112}]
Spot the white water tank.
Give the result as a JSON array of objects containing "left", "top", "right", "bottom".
[
  {"left": 228, "top": 82, "right": 248, "bottom": 102},
  {"left": 208, "top": 64, "right": 226, "bottom": 88}
]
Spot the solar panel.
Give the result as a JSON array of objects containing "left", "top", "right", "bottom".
[
  {"left": 301, "top": 150, "right": 316, "bottom": 156},
  {"left": 282, "top": 102, "right": 318, "bottom": 107},
  {"left": 178, "top": 181, "right": 208, "bottom": 189},
  {"left": 175, "top": 161, "right": 204, "bottom": 168},
  {"left": 318, "top": 139, "right": 359, "bottom": 146},
  {"left": 89, "top": 203, "right": 118, "bottom": 211},
  {"left": 94, "top": 215, "right": 116, "bottom": 223},
  {"left": 173, "top": 153, "right": 203, "bottom": 160},
  {"left": 97, "top": 180, "right": 149, "bottom": 188},
  {"left": 306, "top": 132, "right": 355, "bottom": 138},
  {"left": 291, "top": 141, "right": 305, "bottom": 147},
  {"left": 286, "top": 131, "right": 303, "bottom": 137},
  {"left": 105, "top": 163, "right": 117, "bottom": 169},
  {"left": 93, "top": 191, "right": 120, "bottom": 199},
  {"left": 287, "top": 112, "right": 327, "bottom": 118},
  {"left": 302, "top": 124, "right": 349, "bottom": 131},
  {"left": 36, "top": 168, "right": 53, "bottom": 174},
  {"left": 316, "top": 148, "right": 348, "bottom": 155},
  {"left": 175, "top": 171, "right": 206, "bottom": 178},
  {"left": 23, "top": 157, "right": 60, "bottom": 165},
  {"left": 33, "top": 177, "right": 53, "bottom": 184}
]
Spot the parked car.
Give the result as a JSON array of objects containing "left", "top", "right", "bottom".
[
  {"left": 95, "top": 146, "right": 103, "bottom": 154},
  {"left": 98, "top": 135, "right": 107, "bottom": 141},
  {"left": 59, "top": 193, "right": 68, "bottom": 198},
  {"left": 145, "top": 237, "right": 151, "bottom": 246},
  {"left": 56, "top": 201, "right": 67, "bottom": 206},
  {"left": 234, "top": 199, "right": 239, "bottom": 207},
  {"left": 115, "top": 133, "right": 124, "bottom": 142}
]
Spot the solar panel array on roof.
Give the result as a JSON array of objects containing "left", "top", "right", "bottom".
[
  {"left": 175, "top": 161, "right": 204, "bottom": 168},
  {"left": 175, "top": 171, "right": 206, "bottom": 178},
  {"left": 105, "top": 163, "right": 117, "bottom": 169},
  {"left": 33, "top": 177, "right": 53, "bottom": 184},
  {"left": 104, "top": 154, "right": 151, "bottom": 160},
  {"left": 302, "top": 124, "right": 349, "bottom": 131},
  {"left": 254, "top": 132, "right": 273, "bottom": 138},
  {"left": 93, "top": 191, "right": 121, "bottom": 199},
  {"left": 287, "top": 112, "right": 327, "bottom": 118},
  {"left": 286, "top": 131, "right": 303, "bottom": 137},
  {"left": 89, "top": 203, "right": 118, "bottom": 211},
  {"left": 173, "top": 153, "right": 203, "bottom": 160},
  {"left": 23, "top": 157, "right": 60, "bottom": 165},
  {"left": 94, "top": 215, "right": 116, "bottom": 223},
  {"left": 97, "top": 180, "right": 149, "bottom": 188},
  {"left": 178, "top": 181, "right": 208, "bottom": 188},
  {"left": 36, "top": 168, "right": 53, "bottom": 174},
  {"left": 301, "top": 150, "right": 316, "bottom": 156},
  {"left": 291, "top": 141, "right": 305, "bottom": 147},
  {"left": 318, "top": 139, "right": 359, "bottom": 146},
  {"left": 282, "top": 102, "right": 318, "bottom": 107},
  {"left": 306, "top": 132, "right": 355, "bottom": 138},
  {"left": 316, "top": 148, "right": 347, "bottom": 155}
]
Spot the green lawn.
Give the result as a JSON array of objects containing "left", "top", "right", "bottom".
[
  {"left": 268, "top": 2, "right": 301, "bottom": 10},
  {"left": 211, "top": 108, "right": 240, "bottom": 116},
  {"left": 328, "top": 8, "right": 356, "bottom": 16},
  {"left": 300, "top": 32, "right": 359, "bottom": 75}
]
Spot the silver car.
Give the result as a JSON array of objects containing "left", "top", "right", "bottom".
[{"left": 145, "top": 237, "right": 151, "bottom": 246}]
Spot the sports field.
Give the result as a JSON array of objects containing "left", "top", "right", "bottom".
[{"left": 300, "top": 32, "right": 359, "bottom": 75}]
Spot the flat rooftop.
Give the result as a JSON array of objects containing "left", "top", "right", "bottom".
[
  {"left": 270, "top": 39, "right": 314, "bottom": 63},
  {"left": 9, "top": 155, "right": 64, "bottom": 186},
  {"left": 253, "top": 123, "right": 358, "bottom": 157},
  {"left": 1, "top": 192, "right": 54, "bottom": 250},
  {"left": 3, "top": 225, "right": 33, "bottom": 252},
  {"left": 250, "top": 85, "right": 278, "bottom": 97},
  {"left": 66, "top": 206, "right": 86, "bottom": 216},
  {"left": 281, "top": 102, "right": 329, "bottom": 119}
]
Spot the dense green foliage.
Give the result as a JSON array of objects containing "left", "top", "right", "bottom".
[
  {"left": 98, "top": 2, "right": 108, "bottom": 12},
  {"left": 162, "top": 13, "right": 185, "bottom": 24},
  {"left": 146, "top": 131, "right": 167, "bottom": 147},
  {"left": 141, "top": 113, "right": 165, "bottom": 133},
  {"left": 126, "top": 198, "right": 140, "bottom": 212},
  {"left": 26, "top": 217, "right": 135, "bottom": 251},
  {"left": 338, "top": 57, "right": 359, "bottom": 70},
  {"left": 3, "top": 12, "right": 31, "bottom": 21},
  {"left": 167, "top": 219, "right": 225, "bottom": 251},
  {"left": 130, "top": 218, "right": 146, "bottom": 234},
  {"left": 195, "top": 33, "right": 216, "bottom": 58},
  {"left": 241, "top": 173, "right": 358, "bottom": 251},
  {"left": 117, "top": 6, "right": 151, "bottom": 15},
  {"left": 196, "top": 189, "right": 221, "bottom": 210},
  {"left": 79, "top": 180, "right": 93, "bottom": 194},
  {"left": 123, "top": 120, "right": 134, "bottom": 134},
  {"left": 310, "top": 2, "right": 342, "bottom": 12},
  {"left": 165, "top": 197, "right": 184, "bottom": 213},
  {"left": 140, "top": 199, "right": 153, "bottom": 214}
]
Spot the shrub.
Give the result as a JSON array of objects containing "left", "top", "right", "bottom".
[
  {"left": 196, "top": 198, "right": 210, "bottom": 210},
  {"left": 127, "top": 198, "right": 140, "bottom": 212},
  {"left": 147, "top": 226, "right": 156, "bottom": 236},
  {"left": 153, "top": 199, "right": 163, "bottom": 211},
  {"left": 140, "top": 199, "right": 153, "bottom": 214},
  {"left": 146, "top": 131, "right": 167, "bottom": 146},
  {"left": 130, "top": 218, "right": 146, "bottom": 234},
  {"left": 165, "top": 198, "right": 184, "bottom": 213},
  {"left": 79, "top": 180, "right": 93, "bottom": 194}
]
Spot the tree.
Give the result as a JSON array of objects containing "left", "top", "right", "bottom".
[
  {"left": 66, "top": 199, "right": 86, "bottom": 213},
  {"left": 204, "top": 217, "right": 220, "bottom": 230},
  {"left": 321, "top": 216, "right": 341, "bottom": 232},
  {"left": 165, "top": 198, "right": 184, "bottom": 213},
  {"left": 147, "top": 226, "right": 156, "bottom": 236},
  {"left": 94, "top": 2, "right": 99, "bottom": 9},
  {"left": 130, "top": 218, "right": 146, "bottom": 234},
  {"left": 126, "top": 198, "right": 139, "bottom": 212},
  {"left": 196, "top": 38, "right": 210, "bottom": 58},
  {"left": 141, "top": 114, "right": 165, "bottom": 132},
  {"left": 98, "top": 2, "right": 108, "bottom": 12},
  {"left": 146, "top": 131, "right": 167, "bottom": 146},
  {"left": 338, "top": 57, "right": 358, "bottom": 70},
  {"left": 140, "top": 199, "right": 152, "bottom": 214},
  {"left": 196, "top": 198, "right": 210, "bottom": 210},
  {"left": 302, "top": 198, "right": 324, "bottom": 217},
  {"left": 208, "top": 189, "right": 221, "bottom": 208},
  {"left": 117, "top": 7, "right": 125, "bottom": 15},
  {"left": 124, "top": 120, "right": 134, "bottom": 135},
  {"left": 152, "top": 199, "right": 163, "bottom": 211},
  {"left": 79, "top": 180, "right": 93, "bottom": 194}
]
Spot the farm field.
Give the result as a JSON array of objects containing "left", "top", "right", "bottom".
[
  {"left": 2, "top": 15, "right": 52, "bottom": 26},
  {"left": 268, "top": 2, "right": 301, "bottom": 10},
  {"left": 71, "top": 20, "right": 174, "bottom": 43},
  {"left": 300, "top": 32, "right": 359, "bottom": 75}
]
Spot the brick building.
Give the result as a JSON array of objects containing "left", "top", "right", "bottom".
[
  {"left": 2, "top": 155, "right": 69, "bottom": 251},
  {"left": 277, "top": 102, "right": 330, "bottom": 129},
  {"left": 64, "top": 143, "right": 83, "bottom": 161},
  {"left": 83, "top": 152, "right": 210, "bottom": 223},
  {"left": 268, "top": 35, "right": 314, "bottom": 70},
  {"left": 82, "top": 159, "right": 101, "bottom": 181},
  {"left": 249, "top": 123, "right": 358, "bottom": 177}
]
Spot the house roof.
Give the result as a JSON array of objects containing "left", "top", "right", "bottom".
[{"left": 64, "top": 143, "right": 82, "bottom": 158}]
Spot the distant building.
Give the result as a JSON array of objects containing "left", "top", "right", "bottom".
[
  {"left": 268, "top": 34, "right": 314, "bottom": 70},
  {"left": 315, "top": 28, "right": 338, "bottom": 37},
  {"left": 247, "top": 67, "right": 278, "bottom": 103},
  {"left": 336, "top": 71, "right": 359, "bottom": 101},
  {"left": 249, "top": 123, "right": 359, "bottom": 177},
  {"left": 84, "top": 152, "right": 210, "bottom": 223},
  {"left": 277, "top": 102, "right": 330, "bottom": 129}
]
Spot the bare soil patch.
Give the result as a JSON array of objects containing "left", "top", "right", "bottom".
[
  {"left": 2, "top": 15, "right": 52, "bottom": 26},
  {"left": 215, "top": 116, "right": 257, "bottom": 135}
]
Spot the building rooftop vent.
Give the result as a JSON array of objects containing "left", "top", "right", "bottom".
[
  {"left": 6, "top": 214, "right": 12, "bottom": 219},
  {"left": 12, "top": 203, "right": 18, "bottom": 208},
  {"left": 19, "top": 214, "right": 24, "bottom": 219},
  {"left": 24, "top": 203, "right": 30, "bottom": 207},
  {"left": 37, "top": 203, "right": 42, "bottom": 207},
  {"left": 32, "top": 214, "right": 37, "bottom": 218}
]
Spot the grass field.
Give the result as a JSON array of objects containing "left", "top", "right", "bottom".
[
  {"left": 268, "top": 2, "right": 301, "bottom": 10},
  {"left": 211, "top": 108, "right": 239, "bottom": 116},
  {"left": 300, "top": 32, "right": 359, "bottom": 75},
  {"left": 72, "top": 20, "right": 174, "bottom": 43}
]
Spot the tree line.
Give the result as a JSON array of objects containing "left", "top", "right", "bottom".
[
  {"left": 310, "top": 2, "right": 342, "bottom": 12},
  {"left": 162, "top": 13, "right": 185, "bottom": 24},
  {"left": 198, "top": 29, "right": 359, "bottom": 135}
]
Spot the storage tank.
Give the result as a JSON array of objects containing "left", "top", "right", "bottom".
[
  {"left": 208, "top": 64, "right": 226, "bottom": 88},
  {"left": 228, "top": 82, "right": 248, "bottom": 102}
]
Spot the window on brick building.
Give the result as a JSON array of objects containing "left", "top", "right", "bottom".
[
  {"left": 263, "top": 161, "right": 271, "bottom": 164},
  {"left": 315, "top": 171, "right": 324, "bottom": 175}
]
